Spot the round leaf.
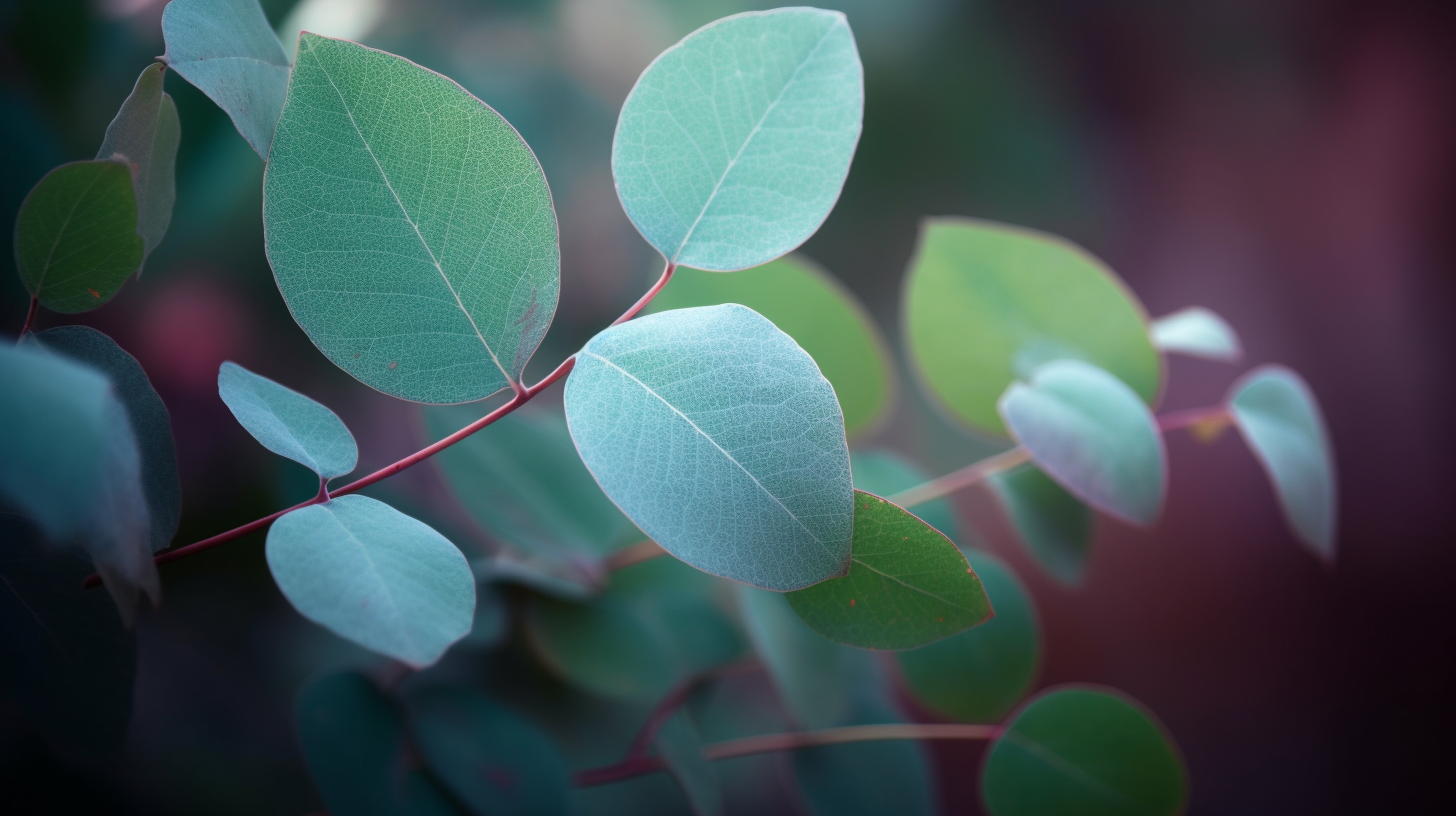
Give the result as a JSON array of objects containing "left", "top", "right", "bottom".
[
  {"left": 850, "top": 450, "right": 960, "bottom": 543},
  {"left": 97, "top": 62, "right": 180, "bottom": 260},
  {"left": 987, "top": 463, "right": 1092, "bottom": 584},
  {"left": 1149, "top": 307, "right": 1242, "bottom": 363},
  {"left": 218, "top": 361, "right": 358, "bottom": 480}
]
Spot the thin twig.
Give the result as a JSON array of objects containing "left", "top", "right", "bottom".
[
  {"left": 1158, "top": 404, "right": 1231, "bottom": 433},
  {"left": 611, "top": 261, "right": 675, "bottom": 326},
  {"left": 624, "top": 662, "right": 758, "bottom": 760},
  {"left": 604, "top": 539, "right": 668, "bottom": 572},
  {"left": 888, "top": 447, "right": 1031, "bottom": 509}
]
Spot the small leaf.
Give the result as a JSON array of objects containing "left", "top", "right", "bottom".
[
  {"left": 14, "top": 160, "right": 143, "bottom": 313},
  {"left": 162, "top": 0, "right": 290, "bottom": 158},
  {"left": 265, "top": 34, "right": 559, "bottom": 403},
  {"left": 786, "top": 491, "right": 992, "bottom": 651},
  {"left": 648, "top": 255, "right": 893, "bottom": 437},
  {"left": 218, "top": 361, "right": 357, "bottom": 480},
  {"left": 266, "top": 495, "right": 474, "bottom": 667},
  {"left": 793, "top": 700, "right": 935, "bottom": 816},
  {"left": 736, "top": 584, "right": 850, "bottom": 729},
  {"left": 613, "top": 8, "right": 863, "bottom": 270},
  {"left": 896, "top": 551, "right": 1040, "bottom": 723},
  {"left": 987, "top": 463, "right": 1092, "bottom": 584},
  {"left": 565, "top": 304, "right": 853, "bottom": 591},
  {"left": 656, "top": 712, "right": 723, "bottom": 816},
  {"left": 1150, "top": 307, "right": 1242, "bottom": 363},
  {"left": 981, "top": 686, "right": 1188, "bottom": 816},
  {"left": 1228, "top": 366, "right": 1337, "bottom": 559},
  {"left": 97, "top": 62, "right": 180, "bottom": 261},
  {"left": 903, "top": 218, "right": 1161, "bottom": 435},
  {"left": 850, "top": 450, "right": 960, "bottom": 544},
  {"left": 999, "top": 360, "right": 1166, "bottom": 527}
]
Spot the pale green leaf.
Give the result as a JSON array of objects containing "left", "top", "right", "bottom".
[
  {"left": 97, "top": 62, "right": 180, "bottom": 260},
  {"left": 1150, "top": 306, "right": 1242, "bottom": 362},
  {"left": 656, "top": 712, "right": 722, "bottom": 816},
  {"left": 218, "top": 361, "right": 357, "bottom": 480},
  {"left": 736, "top": 584, "right": 850, "bottom": 729},
  {"left": 987, "top": 463, "right": 1092, "bottom": 584}
]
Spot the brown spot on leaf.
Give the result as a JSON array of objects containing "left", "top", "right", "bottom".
[
  {"left": 850, "top": 599, "right": 855, "bottom": 607},
  {"left": 87, "top": 288, "right": 100, "bottom": 298},
  {"left": 388, "top": 361, "right": 398, "bottom": 370},
  {"left": 354, "top": 353, "right": 361, "bottom": 359}
]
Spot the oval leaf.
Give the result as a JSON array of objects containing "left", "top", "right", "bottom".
[
  {"left": 656, "top": 712, "right": 722, "bottom": 816},
  {"left": 736, "top": 584, "right": 850, "bottom": 729},
  {"left": 786, "top": 491, "right": 992, "bottom": 650},
  {"left": 613, "top": 8, "right": 863, "bottom": 270},
  {"left": 999, "top": 360, "right": 1165, "bottom": 527},
  {"left": 265, "top": 34, "right": 559, "bottom": 403},
  {"left": 904, "top": 218, "right": 1161, "bottom": 435},
  {"left": 218, "top": 361, "right": 357, "bottom": 480},
  {"left": 97, "top": 62, "right": 180, "bottom": 260},
  {"left": 1228, "top": 366, "right": 1337, "bottom": 559},
  {"left": 1150, "top": 306, "right": 1242, "bottom": 363},
  {"left": 564, "top": 304, "right": 853, "bottom": 591},
  {"left": 266, "top": 495, "right": 474, "bottom": 667},
  {"left": 851, "top": 450, "right": 960, "bottom": 544},
  {"left": 987, "top": 463, "right": 1092, "bottom": 584},
  {"left": 981, "top": 686, "right": 1188, "bottom": 816}
]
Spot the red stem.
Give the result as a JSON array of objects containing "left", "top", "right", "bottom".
[
  {"left": 18, "top": 296, "right": 39, "bottom": 340},
  {"left": 1159, "top": 404, "right": 1231, "bottom": 432},
  {"left": 611, "top": 261, "right": 675, "bottom": 326}
]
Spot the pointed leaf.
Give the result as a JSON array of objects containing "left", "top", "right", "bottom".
[
  {"left": 218, "top": 361, "right": 357, "bottom": 480},
  {"left": 987, "top": 463, "right": 1092, "bottom": 584},
  {"left": 656, "top": 712, "right": 722, "bottom": 816},
  {"left": 613, "top": 8, "right": 863, "bottom": 270},
  {"left": 999, "top": 360, "right": 1166, "bottom": 527},
  {"left": 565, "top": 304, "right": 853, "bottom": 591},
  {"left": 1150, "top": 306, "right": 1242, "bottom": 362},
  {"left": 851, "top": 450, "right": 960, "bottom": 544},
  {"left": 97, "top": 62, "right": 180, "bottom": 260},
  {"left": 793, "top": 700, "right": 935, "bottom": 816},
  {"left": 786, "top": 491, "right": 992, "bottom": 650},
  {"left": 266, "top": 495, "right": 474, "bottom": 667},
  {"left": 264, "top": 34, "right": 559, "bottom": 403},
  {"left": 736, "top": 584, "right": 850, "bottom": 729}
]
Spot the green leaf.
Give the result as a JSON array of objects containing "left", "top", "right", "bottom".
[
  {"left": 786, "top": 491, "right": 992, "bottom": 650},
  {"left": 565, "top": 304, "right": 853, "bottom": 591},
  {"left": 1150, "top": 307, "right": 1242, "bottom": 363},
  {"left": 14, "top": 160, "right": 143, "bottom": 313},
  {"left": 456, "top": 580, "right": 509, "bottom": 651},
  {"left": 613, "top": 8, "right": 863, "bottom": 270},
  {"left": 987, "top": 463, "right": 1092, "bottom": 584},
  {"left": 477, "top": 550, "right": 602, "bottom": 602},
  {"left": 646, "top": 255, "right": 893, "bottom": 437},
  {"left": 981, "top": 686, "right": 1188, "bottom": 816},
  {"left": 736, "top": 584, "right": 850, "bottom": 729},
  {"left": 850, "top": 450, "right": 960, "bottom": 544},
  {"left": 218, "top": 361, "right": 357, "bottom": 480},
  {"left": 656, "top": 712, "right": 723, "bottom": 816},
  {"left": 903, "top": 218, "right": 1161, "bottom": 435},
  {"left": 266, "top": 495, "right": 474, "bottom": 667},
  {"left": 792, "top": 700, "right": 935, "bottom": 816},
  {"left": 161, "top": 0, "right": 290, "bottom": 158},
  {"left": 264, "top": 34, "right": 559, "bottom": 403},
  {"left": 896, "top": 551, "right": 1040, "bottom": 723},
  {"left": 97, "top": 62, "right": 180, "bottom": 261},
  {"left": 999, "top": 360, "right": 1165, "bottom": 527},
  {"left": 1228, "top": 366, "right": 1337, "bottom": 559},
  {"left": 406, "top": 687, "right": 570, "bottom": 816}
]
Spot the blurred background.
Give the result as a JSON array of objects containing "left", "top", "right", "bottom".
[{"left": 3, "top": 0, "right": 1454, "bottom": 813}]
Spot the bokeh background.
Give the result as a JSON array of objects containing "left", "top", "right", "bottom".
[{"left": 3, "top": 0, "right": 1454, "bottom": 813}]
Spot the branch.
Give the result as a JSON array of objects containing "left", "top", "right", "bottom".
[
  {"left": 1158, "top": 404, "right": 1230, "bottom": 433},
  {"left": 888, "top": 447, "right": 1031, "bottom": 509},
  {"left": 603, "top": 539, "right": 669, "bottom": 572}
]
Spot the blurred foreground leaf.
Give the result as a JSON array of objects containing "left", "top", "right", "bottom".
[
  {"left": 656, "top": 712, "right": 722, "bottom": 816},
  {"left": 987, "top": 463, "right": 1092, "bottom": 584}
]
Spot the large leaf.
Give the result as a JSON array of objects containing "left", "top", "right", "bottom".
[
  {"left": 987, "top": 463, "right": 1092, "bottom": 584},
  {"left": 850, "top": 450, "right": 960, "bottom": 544},
  {"left": 564, "top": 304, "right": 853, "bottom": 591},
  {"left": 613, "top": 8, "right": 863, "bottom": 270},
  {"left": 896, "top": 551, "right": 1040, "bottom": 723},
  {"left": 1228, "top": 366, "right": 1337, "bottom": 559},
  {"left": 14, "top": 160, "right": 143, "bottom": 313},
  {"left": 999, "top": 360, "right": 1165, "bottom": 527},
  {"left": 736, "top": 584, "right": 850, "bottom": 729},
  {"left": 266, "top": 495, "right": 474, "bottom": 667},
  {"left": 786, "top": 491, "right": 992, "bottom": 650},
  {"left": 1150, "top": 306, "right": 1242, "bottom": 363},
  {"left": 792, "top": 699, "right": 935, "bottom": 816},
  {"left": 656, "top": 712, "right": 722, "bottom": 816},
  {"left": 97, "top": 62, "right": 180, "bottom": 260},
  {"left": 981, "top": 686, "right": 1187, "bottom": 816},
  {"left": 162, "top": 0, "right": 290, "bottom": 158},
  {"left": 218, "top": 361, "right": 357, "bottom": 481},
  {"left": 903, "top": 218, "right": 1161, "bottom": 435},
  {"left": 264, "top": 34, "right": 559, "bottom": 403},
  {"left": 647, "top": 255, "right": 893, "bottom": 437}
]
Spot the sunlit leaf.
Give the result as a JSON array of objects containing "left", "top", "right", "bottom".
[
  {"left": 264, "top": 34, "right": 559, "bottom": 403},
  {"left": 736, "top": 584, "right": 850, "bottom": 729},
  {"left": 218, "top": 361, "right": 357, "bottom": 480},
  {"left": 656, "top": 712, "right": 722, "bottom": 816},
  {"left": 565, "top": 304, "right": 853, "bottom": 590},
  {"left": 97, "top": 62, "right": 179, "bottom": 261},
  {"left": 850, "top": 450, "right": 960, "bottom": 544},
  {"left": 793, "top": 699, "right": 935, "bottom": 816},
  {"left": 987, "top": 463, "right": 1092, "bottom": 584},
  {"left": 613, "top": 8, "right": 863, "bottom": 270},
  {"left": 1150, "top": 307, "right": 1242, "bottom": 363}
]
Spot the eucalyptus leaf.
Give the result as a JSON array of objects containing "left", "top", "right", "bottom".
[
  {"left": 736, "top": 584, "right": 849, "bottom": 729},
  {"left": 786, "top": 491, "right": 992, "bottom": 650},
  {"left": 1150, "top": 307, "right": 1242, "bottom": 363},
  {"left": 97, "top": 62, "right": 180, "bottom": 260},
  {"left": 265, "top": 34, "right": 559, "bottom": 403},
  {"left": 793, "top": 700, "right": 935, "bottom": 816},
  {"left": 219, "top": 361, "right": 357, "bottom": 480},
  {"left": 987, "top": 463, "right": 1092, "bottom": 584},
  {"left": 613, "top": 8, "right": 863, "bottom": 270},
  {"left": 266, "top": 496, "right": 474, "bottom": 667},
  {"left": 565, "top": 304, "right": 853, "bottom": 591},
  {"left": 656, "top": 712, "right": 722, "bottom": 816},
  {"left": 851, "top": 450, "right": 960, "bottom": 544},
  {"left": 999, "top": 360, "right": 1165, "bottom": 527}
]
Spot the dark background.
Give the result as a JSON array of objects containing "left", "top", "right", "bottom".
[{"left": 3, "top": 0, "right": 1453, "bottom": 813}]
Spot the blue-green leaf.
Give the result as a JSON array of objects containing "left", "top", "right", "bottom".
[
  {"left": 565, "top": 304, "right": 853, "bottom": 590},
  {"left": 266, "top": 496, "right": 474, "bottom": 667},
  {"left": 613, "top": 8, "right": 863, "bottom": 270},
  {"left": 999, "top": 360, "right": 1165, "bottom": 527},
  {"left": 736, "top": 584, "right": 849, "bottom": 729},
  {"left": 987, "top": 463, "right": 1092, "bottom": 584},
  {"left": 97, "top": 62, "right": 180, "bottom": 260},
  {"left": 851, "top": 450, "right": 960, "bottom": 544},
  {"left": 218, "top": 361, "right": 357, "bottom": 481},
  {"left": 656, "top": 712, "right": 722, "bottom": 816},
  {"left": 793, "top": 700, "right": 935, "bottom": 816},
  {"left": 1150, "top": 307, "right": 1242, "bottom": 363},
  {"left": 264, "top": 34, "right": 559, "bottom": 403}
]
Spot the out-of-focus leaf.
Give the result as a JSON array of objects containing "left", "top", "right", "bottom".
[
  {"left": 456, "top": 580, "right": 509, "bottom": 652},
  {"left": 96, "top": 62, "right": 179, "bottom": 260},
  {"left": 264, "top": 34, "right": 558, "bottom": 404},
  {"left": 565, "top": 304, "right": 853, "bottom": 591},
  {"left": 736, "top": 584, "right": 849, "bottom": 729},
  {"left": 987, "top": 463, "right": 1092, "bottom": 584},
  {"left": 792, "top": 699, "right": 935, "bottom": 816},
  {"left": 613, "top": 8, "right": 863, "bottom": 271},
  {"left": 14, "top": 160, "right": 142, "bottom": 312},
  {"left": 656, "top": 712, "right": 722, "bottom": 816},
  {"left": 476, "top": 550, "right": 602, "bottom": 602},
  {"left": 1150, "top": 307, "right": 1242, "bottom": 363},
  {"left": 850, "top": 450, "right": 960, "bottom": 544},
  {"left": 218, "top": 361, "right": 357, "bottom": 481}
]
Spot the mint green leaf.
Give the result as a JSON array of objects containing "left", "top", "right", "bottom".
[
  {"left": 14, "top": 161, "right": 143, "bottom": 313},
  {"left": 565, "top": 304, "right": 853, "bottom": 591},
  {"left": 904, "top": 219, "right": 1161, "bottom": 435},
  {"left": 736, "top": 584, "right": 850, "bottom": 729},
  {"left": 896, "top": 551, "right": 1040, "bottom": 723},
  {"left": 786, "top": 491, "right": 991, "bottom": 650},
  {"left": 218, "top": 361, "right": 357, "bottom": 480},
  {"left": 264, "top": 34, "right": 559, "bottom": 403},
  {"left": 851, "top": 450, "right": 960, "bottom": 544},
  {"left": 981, "top": 686, "right": 1188, "bottom": 816},
  {"left": 793, "top": 700, "right": 935, "bottom": 816},
  {"left": 161, "top": 0, "right": 289, "bottom": 158},
  {"left": 987, "top": 463, "right": 1092, "bottom": 584},
  {"left": 97, "top": 63, "right": 180, "bottom": 261},
  {"left": 613, "top": 8, "right": 863, "bottom": 270},
  {"left": 1150, "top": 307, "right": 1242, "bottom": 363},
  {"left": 656, "top": 712, "right": 722, "bottom": 816},
  {"left": 999, "top": 360, "right": 1165, "bottom": 527},
  {"left": 1229, "top": 366, "right": 1337, "bottom": 560},
  {"left": 266, "top": 496, "right": 474, "bottom": 667},
  {"left": 647, "top": 255, "right": 893, "bottom": 437}
]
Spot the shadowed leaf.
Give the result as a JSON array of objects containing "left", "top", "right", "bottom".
[
  {"left": 97, "top": 62, "right": 179, "bottom": 261},
  {"left": 656, "top": 712, "right": 722, "bottom": 816},
  {"left": 736, "top": 584, "right": 850, "bottom": 729},
  {"left": 219, "top": 361, "right": 357, "bottom": 480},
  {"left": 987, "top": 463, "right": 1092, "bottom": 584}
]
